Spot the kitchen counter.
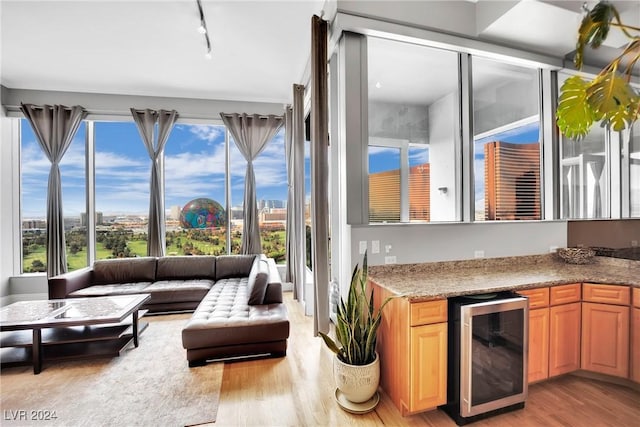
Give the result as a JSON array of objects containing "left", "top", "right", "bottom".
[{"left": 368, "top": 254, "right": 640, "bottom": 302}]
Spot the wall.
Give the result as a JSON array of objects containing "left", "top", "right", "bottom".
[
  {"left": 352, "top": 221, "right": 567, "bottom": 267},
  {"left": 338, "top": 0, "right": 477, "bottom": 37},
  {"left": 2, "top": 87, "right": 286, "bottom": 121},
  {"left": 428, "top": 91, "right": 458, "bottom": 221},
  {"left": 567, "top": 219, "right": 640, "bottom": 249}
]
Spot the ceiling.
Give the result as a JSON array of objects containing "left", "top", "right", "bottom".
[{"left": 1, "top": 0, "right": 638, "bottom": 106}]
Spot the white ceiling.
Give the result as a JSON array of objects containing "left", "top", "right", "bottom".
[{"left": 1, "top": 0, "right": 638, "bottom": 106}]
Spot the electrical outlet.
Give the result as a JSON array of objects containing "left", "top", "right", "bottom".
[
  {"left": 549, "top": 246, "right": 559, "bottom": 253},
  {"left": 359, "top": 241, "right": 367, "bottom": 254},
  {"left": 474, "top": 250, "right": 485, "bottom": 258},
  {"left": 632, "top": 240, "right": 638, "bottom": 247},
  {"left": 372, "top": 240, "right": 380, "bottom": 254},
  {"left": 385, "top": 244, "right": 392, "bottom": 254},
  {"left": 384, "top": 256, "right": 397, "bottom": 264}
]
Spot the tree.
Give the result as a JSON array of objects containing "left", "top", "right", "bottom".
[{"left": 556, "top": 1, "right": 640, "bottom": 140}]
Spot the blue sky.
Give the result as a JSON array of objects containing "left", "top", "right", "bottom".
[{"left": 20, "top": 120, "right": 293, "bottom": 218}]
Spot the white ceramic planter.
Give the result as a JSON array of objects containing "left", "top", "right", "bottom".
[{"left": 333, "top": 353, "right": 380, "bottom": 403}]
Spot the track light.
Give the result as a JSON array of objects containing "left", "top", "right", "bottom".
[{"left": 196, "top": 0, "right": 211, "bottom": 58}]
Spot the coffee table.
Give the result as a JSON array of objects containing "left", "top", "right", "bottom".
[{"left": 0, "top": 294, "right": 150, "bottom": 374}]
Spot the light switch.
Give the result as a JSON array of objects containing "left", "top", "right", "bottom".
[
  {"left": 359, "top": 241, "right": 367, "bottom": 254},
  {"left": 372, "top": 240, "right": 380, "bottom": 254}
]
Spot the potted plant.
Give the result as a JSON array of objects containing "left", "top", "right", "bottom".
[
  {"left": 556, "top": 1, "right": 639, "bottom": 140},
  {"left": 319, "top": 252, "right": 392, "bottom": 405}
]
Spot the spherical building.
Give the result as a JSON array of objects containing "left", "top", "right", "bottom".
[{"left": 180, "top": 198, "right": 226, "bottom": 229}]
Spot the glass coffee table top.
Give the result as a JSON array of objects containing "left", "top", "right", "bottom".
[{"left": 0, "top": 294, "right": 150, "bottom": 329}]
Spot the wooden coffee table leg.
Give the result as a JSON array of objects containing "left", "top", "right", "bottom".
[
  {"left": 32, "top": 328, "right": 42, "bottom": 375},
  {"left": 133, "top": 311, "right": 139, "bottom": 347}
]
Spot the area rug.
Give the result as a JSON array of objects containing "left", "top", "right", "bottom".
[{"left": 1, "top": 314, "right": 223, "bottom": 427}]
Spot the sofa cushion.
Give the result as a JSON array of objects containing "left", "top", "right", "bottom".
[
  {"left": 92, "top": 257, "right": 157, "bottom": 284},
  {"left": 156, "top": 256, "right": 216, "bottom": 280},
  {"left": 144, "top": 279, "right": 215, "bottom": 304},
  {"left": 69, "top": 282, "right": 152, "bottom": 297},
  {"left": 247, "top": 259, "right": 270, "bottom": 305},
  {"left": 215, "top": 255, "right": 256, "bottom": 280},
  {"left": 182, "top": 278, "right": 290, "bottom": 349}
]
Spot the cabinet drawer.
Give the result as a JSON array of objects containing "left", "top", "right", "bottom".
[
  {"left": 583, "top": 283, "right": 630, "bottom": 305},
  {"left": 550, "top": 284, "right": 581, "bottom": 305},
  {"left": 410, "top": 300, "right": 447, "bottom": 326},
  {"left": 519, "top": 287, "right": 549, "bottom": 309},
  {"left": 633, "top": 287, "right": 640, "bottom": 309}
]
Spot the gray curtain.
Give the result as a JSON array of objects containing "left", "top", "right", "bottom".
[
  {"left": 311, "top": 15, "right": 330, "bottom": 336},
  {"left": 130, "top": 108, "right": 178, "bottom": 257},
  {"left": 20, "top": 103, "right": 87, "bottom": 278},
  {"left": 221, "top": 113, "right": 283, "bottom": 254},
  {"left": 285, "top": 84, "right": 306, "bottom": 301},
  {"left": 589, "top": 160, "right": 604, "bottom": 218}
]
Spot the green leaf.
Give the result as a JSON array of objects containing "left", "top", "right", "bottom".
[
  {"left": 318, "top": 332, "right": 341, "bottom": 355},
  {"left": 587, "top": 71, "right": 636, "bottom": 118},
  {"left": 575, "top": 1, "right": 614, "bottom": 69},
  {"left": 557, "top": 75, "right": 597, "bottom": 140}
]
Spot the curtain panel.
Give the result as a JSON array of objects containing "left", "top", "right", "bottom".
[
  {"left": 130, "top": 108, "right": 178, "bottom": 257},
  {"left": 284, "top": 85, "right": 307, "bottom": 301},
  {"left": 311, "top": 15, "right": 330, "bottom": 336},
  {"left": 220, "top": 113, "right": 283, "bottom": 255},
  {"left": 20, "top": 103, "right": 87, "bottom": 278}
]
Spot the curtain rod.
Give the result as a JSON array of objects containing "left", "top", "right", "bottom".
[{"left": 221, "top": 113, "right": 284, "bottom": 120}]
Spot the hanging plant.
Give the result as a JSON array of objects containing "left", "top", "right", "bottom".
[{"left": 556, "top": 1, "right": 640, "bottom": 140}]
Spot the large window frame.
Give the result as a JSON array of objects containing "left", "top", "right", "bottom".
[{"left": 17, "top": 117, "right": 287, "bottom": 273}]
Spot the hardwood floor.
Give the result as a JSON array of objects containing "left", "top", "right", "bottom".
[{"left": 213, "top": 292, "right": 640, "bottom": 427}]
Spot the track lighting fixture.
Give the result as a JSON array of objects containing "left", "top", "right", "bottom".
[{"left": 196, "top": 0, "right": 212, "bottom": 58}]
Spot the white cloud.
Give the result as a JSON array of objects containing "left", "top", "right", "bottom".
[{"left": 187, "top": 125, "right": 225, "bottom": 143}]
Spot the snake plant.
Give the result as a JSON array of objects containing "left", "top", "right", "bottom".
[{"left": 319, "top": 252, "right": 392, "bottom": 365}]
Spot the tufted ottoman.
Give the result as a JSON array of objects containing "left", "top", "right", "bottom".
[{"left": 181, "top": 276, "right": 290, "bottom": 366}]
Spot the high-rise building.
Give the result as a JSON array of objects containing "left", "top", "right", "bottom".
[
  {"left": 369, "top": 162, "right": 430, "bottom": 222},
  {"left": 485, "top": 141, "right": 540, "bottom": 220},
  {"left": 170, "top": 205, "right": 182, "bottom": 220}
]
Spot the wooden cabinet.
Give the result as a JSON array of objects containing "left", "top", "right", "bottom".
[
  {"left": 549, "top": 302, "right": 581, "bottom": 377},
  {"left": 519, "top": 287, "right": 549, "bottom": 383},
  {"left": 372, "top": 281, "right": 447, "bottom": 415},
  {"left": 633, "top": 288, "right": 640, "bottom": 383},
  {"left": 527, "top": 306, "right": 549, "bottom": 382},
  {"left": 581, "top": 302, "right": 630, "bottom": 378},
  {"left": 410, "top": 323, "right": 447, "bottom": 411}
]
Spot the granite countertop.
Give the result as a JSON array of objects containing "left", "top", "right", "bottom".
[{"left": 368, "top": 254, "right": 640, "bottom": 302}]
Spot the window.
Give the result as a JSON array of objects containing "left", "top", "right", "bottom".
[
  {"left": 626, "top": 121, "right": 640, "bottom": 217},
  {"left": 367, "top": 36, "right": 460, "bottom": 223},
  {"left": 304, "top": 115, "right": 313, "bottom": 270},
  {"left": 20, "top": 119, "right": 87, "bottom": 273},
  {"left": 253, "top": 128, "right": 287, "bottom": 262},
  {"left": 164, "top": 124, "right": 228, "bottom": 256},
  {"left": 94, "top": 121, "right": 150, "bottom": 258},
  {"left": 472, "top": 57, "right": 541, "bottom": 221}
]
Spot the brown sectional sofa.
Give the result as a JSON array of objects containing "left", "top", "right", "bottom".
[{"left": 48, "top": 255, "right": 290, "bottom": 366}]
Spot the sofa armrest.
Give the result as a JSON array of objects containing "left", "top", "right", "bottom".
[{"left": 48, "top": 267, "right": 93, "bottom": 299}]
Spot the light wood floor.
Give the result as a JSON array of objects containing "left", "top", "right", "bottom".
[{"left": 213, "top": 292, "right": 640, "bottom": 427}]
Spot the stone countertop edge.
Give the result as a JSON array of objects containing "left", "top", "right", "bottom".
[{"left": 367, "top": 254, "right": 640, "bottom": 302}]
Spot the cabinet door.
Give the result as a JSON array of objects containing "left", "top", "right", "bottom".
[
  {"left": 528, "top": 308, "right": 549, "bottom": 383},
  {"left": 549, "top": 302, "right": 581, "bottom": 377},
  {"left": 633, "top": 307, "right": 640, "bottom": 383},
  {"left": 581, "top": 302, "right": 629, "bottom": 378},
  {"left": 410, "top": 323, "right": 447, "bottom": 412}
]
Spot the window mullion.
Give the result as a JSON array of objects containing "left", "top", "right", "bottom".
[
  {"left": 86, "top": 121, "right": 96, "bottom": 266},
  {"left": 225, "top": 128, "right": 231, "bottom": 254},
  {"left": 400, "top": 144, "right": 409, "bottom": 222}
]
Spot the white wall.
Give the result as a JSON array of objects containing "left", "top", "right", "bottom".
[
  {"left": 2, "top": 87, "right": 286, "bottom": 121},
  {"left": 428, "top": 91, "right": 459, "bottom": 221},
  {"left": 351, "top": 221, "right": 567, "bottom": 267},
  {"left": 338, "top": 0, "right": 477, "bottom": 37}
]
